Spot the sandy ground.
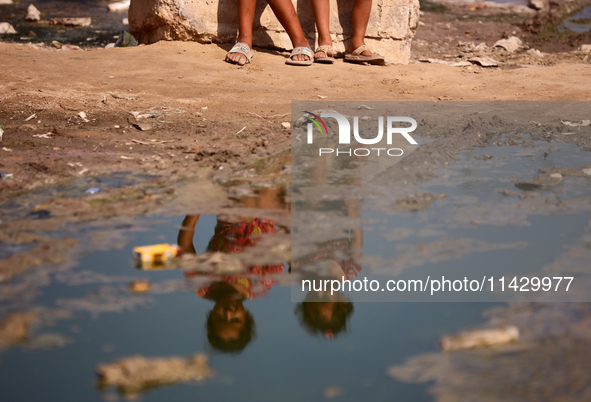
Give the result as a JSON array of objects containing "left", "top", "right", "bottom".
[{"left": 0, "top": 2, "right": 590, "bottom": 204}]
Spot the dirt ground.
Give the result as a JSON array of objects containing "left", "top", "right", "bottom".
[{"left": 0, "top": 0, "right": 590, "bottom": 206}]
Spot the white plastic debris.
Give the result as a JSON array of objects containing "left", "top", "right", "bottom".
[
  {"left": 79, "top": 112, "right": 90, "bottom": 122},
  {"left": 26, "top": 4, "right": 41, "bottom": 21},
  {"left": 494, "top": 36, "right": 523, "bottom": 53},
  {"left": 0, "top": 22, "right": 17, "bottom": 34},
  {"left": 281, "top": 122, "right": 290, "bottom": 129}
]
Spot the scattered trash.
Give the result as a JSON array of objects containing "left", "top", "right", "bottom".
[
  {"left": 561, "top": 119, "right": 591, "bottom": 127},
  {"left": 33, "top": 133, "right": 52, "bottom": 138},
  {"left": 235, "top": 126, "right": 247, "bottom": 135},
  {"left": 85, "top": 187, "right": 100, "bottom": 194},
  {"left": 0, "top": 124, "right": 3, "bottom": 142},
  {"left": 133, "top": 244, "right": 181, "bottom": 270},
  {"left": 128, "top": 279, "right": 151, "bottom": 293},
  {"left": 2, "top": 147, "right": 13, "bottom": 152},
  {"left": 357, "top": 105, "right": 374, "bottom": 110},
  {"left": 0, "top": 172, "right": 13, "bottom": 180},
  {"left": 440, "top": 326, "right": 519, "bottom": 351},
  {"left": 51, "top": 41, "right": 63, "bottom": 49},
  {"left": 50, "top": 18, "right": 92, "bottom": 28},
  {"left": 281, "top": 122, "right": 290, "bottom": 130},
  {"left": 104, "top": 43, "right": 115, "bottom": 49},
  {"left": 114, "top": 30, "right": 137, "bottom": 47},
  {"left": 494, "top": 36, "right": 523, "bottom": 53},
  {"left": 78, "top": 111, "right": 89, "bottom": 122},
  {"left": 202, "top": 106, "right": 208, "bottom": 110},
  {"left": 110, "top": 93, "right": 138, "bottom": 100},
  {"left": 0, "top": 22, "right": 17, "bottom": 34},
  {"left": 468, "top": 56, "right": 498, "bottom": 67},
  {"left": 96, "top": 354, "right": 214, "bottom": 395},
  {"left": 120, "top": 155, "right": 134, "bottom": 160},
  {"left": 317, "top": 95, "right": 327, "bottom": 99},
  {"left": 107, "top": 0, "right": 130, "bottom": 12},
  {"left": 25, "top": 113, "right": 36, "bottom": 122},
  {"left": 26, "top": 4, "right": 41, "bottom": 21}
]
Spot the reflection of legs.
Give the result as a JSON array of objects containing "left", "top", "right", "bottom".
[
  {"left": 311, "top": 0, "right": 334, "bottom": 59},
  {"left": 348, "top": 0, "right": 381, "bottom": 57}
]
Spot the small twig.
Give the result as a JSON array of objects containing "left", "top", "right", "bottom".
[
  {"left": 247, "top": 112, "right": 263, "bottom": 118},
  {"left": 236, "top": 126, "right": 247, "bottom": 135}
]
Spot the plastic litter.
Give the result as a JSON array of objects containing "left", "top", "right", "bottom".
[
  {"left": 114, "top": 30, "right": 138, "bottom": 47},
  {"left": 0, "top": 124, "right": 3, "bottom": 142},
  {"left": 133, "top": 244, "right": 181, "bottom": 270},
  {"left": 85, "top": 187, "right": 100, "bottom": 194},
  {"left": 0, "top": 171, "right": 13, "bottom": 180}
]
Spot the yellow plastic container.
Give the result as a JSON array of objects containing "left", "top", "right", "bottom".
[{"left": 133, "top": 244, "right": 181, "bottom": 270}]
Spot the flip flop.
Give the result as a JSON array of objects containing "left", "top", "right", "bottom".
[
  {"left": 225, "top": 42, "right": 253, "bottom": 65},
  {"left": 286, "top": 46, "right": 314, "bottom": 66},
  {"left": 314, "top": 45, "right": 335, "bottom": 64},
  {"left": 344, "top": 45, "right": 385, "bottom": 65}
]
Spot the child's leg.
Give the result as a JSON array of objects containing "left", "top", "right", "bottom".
[
  {"left": 349, "top": 0, "right": 380, "bottom": 56},
  {"left": 226, "top": 0, "right": 257, "bottom": 65},
  {"left": 311, "top": 0, "right": 334, "bottom": 58},
  {"left": 266, "top": 0, "right": 311, "bottom": 61}
]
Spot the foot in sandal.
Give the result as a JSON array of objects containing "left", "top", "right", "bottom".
[
  {"left": 314, "top": 45, "right": 336, "bottom": 63},
  {"left": 344, "top": 44, "right": 385, "bottom": 65},
  {"left": 286, "top": 45, "right": 314, "bottom": 66},
  {"left": 225, "top": 42, "right": 254, "bottom": 66}
]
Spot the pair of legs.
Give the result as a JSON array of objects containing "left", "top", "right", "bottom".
[
  {"left": 226, "top": 0, "right": 311, "bottom": 65},
  {"left": 311, "top": 0, "right": 381, "bottom": 59}
]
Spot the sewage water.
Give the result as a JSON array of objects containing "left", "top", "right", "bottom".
[
  {"left": 559, "top": 6, "right": 591, "bottom": 34},
  {"left": 1, "top": 103, "right": 591, "bottom": 400}
]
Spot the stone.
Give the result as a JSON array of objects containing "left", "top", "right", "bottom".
[
  {"left": 579, "top": 44, "right": 591, "bottom": 53},
  {"left": 26, "top": 4, "right": 41, "bottom": 21},
  {"left": 494, "top": 36, "right": 523, "bottom": 53},
  {"left": 528, "top": 0, "right": 547, "bottom": 10},
  {"left": 129, "top": 0, "right": 420, "bottom": 64},
  {"left": 0, "top": 22, "right": 17, "bottom": 34},
  {"left": 440, "top": 326, "right": 519, "bottom": 351},
  {"left": 97, "top": 354, "right": 215, "bottom": 394},
  {"left": 468, "top": 56, "right": 498, "bottom": 67},
  {"left": 50, "top": 17, "right": 92, "bottom": 28}
]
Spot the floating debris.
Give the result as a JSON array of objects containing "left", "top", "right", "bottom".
[{"left": 441, "top": 326, "right": 519, "bottom": 351}]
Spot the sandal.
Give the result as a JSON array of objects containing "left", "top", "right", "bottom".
[
  {"left": 344, "top": 45, "right": 385, "bottom": 65},
  {"left": 225, "top": 42, "right": 254, "bottom": 65},
  {"left": 286, "top": 46, "right": 314, "bottom": 66},
  {"left": 314, "top": 45, "right": 335, "bottom": 64}
]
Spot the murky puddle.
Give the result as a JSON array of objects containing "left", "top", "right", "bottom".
[
  {"left": 1, "top": 103, "right": 591, "bottom": 400},
  {"left": 559, "top": 6, "right": 591, "bottom": 34}
]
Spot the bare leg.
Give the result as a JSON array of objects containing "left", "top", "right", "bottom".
[
  {"left": 266, "top": 0, "right": 311, "bottom": 61},
  {"left": 311, "top": 0, "right": 334, "bottom": 59},
  {"left": 226, "top": 0, "right": 257, "bottom": 65},
  {"left": 349, "top": 0, "right": 380, "bottom": 57}
]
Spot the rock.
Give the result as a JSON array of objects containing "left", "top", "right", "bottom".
[
  {"left": 281, "top": 122, "right": 290, "bottom": 130},
  {"left": 468, "top": 56, "right": 498, "bottom": 67},
  {"left": 441, "top": 326, "right": 519, "bottom": 351},
  {"left": 129, "top": 0, "right": 420, "bottom": 64},
  {"left": 0, "top": 22, "right": 17, "bottom": 34},
  {"left": 0, "top": 312, "right": 38, "bottom": 348},
  {"left": 50, "top": 17, "right": 92, "bottom": 28},
  {"left": 578, "top": 44, "right": 591, "bottom": 53},
  {"left": 108, "top": 0, "right": 130, "bottom": 12},
  {"left": 528, "top": 0, "right": 547, "bottom": 10},
  {"left": 26, "top": 4, "right": 41, "bottom": 21},
  {"left": 129, "top": 279, "right": 151, "bottom": 293},
  {"left": 494, "top": 36, "right": 523, "bottom": 53},
  {"left": 526, "top": 48, "right": 544, "bottom": 58},
  {"left": 97, "top": 354, "right": 215, "bottom": 393}
]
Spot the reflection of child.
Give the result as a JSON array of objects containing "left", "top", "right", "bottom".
[{"left": 179, "top": 214, "right": 286, "bottom": 352}]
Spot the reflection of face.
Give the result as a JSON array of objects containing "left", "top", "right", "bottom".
[
  {"left": 210, "top": 297, "right": 246, "bottom": 342},
  {"left": 304, "top": 301, "right": 337, "bottom": 323}
]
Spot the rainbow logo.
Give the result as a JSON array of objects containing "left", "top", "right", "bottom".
[{"left": 303, "top": 111, "right": 328, "bottom": 135}]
